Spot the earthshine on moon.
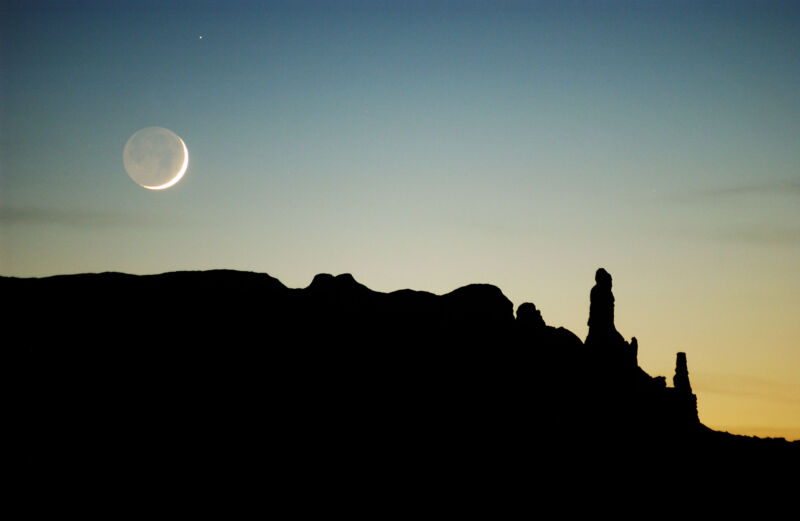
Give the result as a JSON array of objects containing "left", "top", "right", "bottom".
[{"left": 123, "top": 127, "right": 188, "bottom": 190}]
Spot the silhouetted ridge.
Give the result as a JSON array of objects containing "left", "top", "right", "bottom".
[{"left": 9, "top": 268, "right": 797, "bottom": 481}]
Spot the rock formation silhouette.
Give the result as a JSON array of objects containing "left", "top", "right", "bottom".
[
  {"left": 674, "top": 351, "right": 693, "bottom": 393},
  {"left": 585, "top": 267, "right": 639, "bottom": 368},
  {"left": 586, "top": 268, "right": 620, "bottom": 338},
  {"left": 8, "top": 267, "right": 797, "bottom": 484},
  {"left": 515, "top": 302, "right": 546, "bottom": 336}
]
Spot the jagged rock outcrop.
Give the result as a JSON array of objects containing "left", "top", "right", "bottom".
[
  {"left": 515, "top": 302, "right": 582, "bottom": 353},
  {"left": 574, "top": 268, "right": 706, "bottom": 437},
  {"left": 515, "top": 302, "right": 546, "bottom": 334}
]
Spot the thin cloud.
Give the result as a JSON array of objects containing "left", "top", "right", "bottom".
[
  {"left": 673, "top": 179, "right": 800, "bottom": 201},
  {"left": 663, "top": 179, "right": 800, "bottom": 246},
  {"left": 709, "top": 225, "right": 800, "bottom": 246},
  {"left": 0, "top": 206, "right": 161, "bottom": 227},
  {"left": 673, "top": 223, "right": 800, "bottom": 247},
  {"left": 695, "top": 372, "right": 800, "bottom": 405}
]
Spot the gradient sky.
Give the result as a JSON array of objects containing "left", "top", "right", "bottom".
[{"left": 2, "top": 0, "right": 799, "bottom": 439}]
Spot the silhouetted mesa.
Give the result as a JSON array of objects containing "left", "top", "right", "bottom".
[{"left": 9, "top": 267, "right": 797, "bottom": 478}]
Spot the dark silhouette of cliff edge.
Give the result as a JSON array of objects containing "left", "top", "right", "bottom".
[{"left": 10, "top": 268, "right": 797, "bottom": 483}]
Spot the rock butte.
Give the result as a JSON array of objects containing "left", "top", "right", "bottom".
[{"left": 9, "top": 267, "right": 798, "bottom": 480}]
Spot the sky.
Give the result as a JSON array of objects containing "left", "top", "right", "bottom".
[{"left": 2, "top": 0, "right": 799, "bottom": 440}]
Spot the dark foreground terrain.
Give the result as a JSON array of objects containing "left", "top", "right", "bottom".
[{"left": 12, "top": 268, "right": 798, "bottom": 491}]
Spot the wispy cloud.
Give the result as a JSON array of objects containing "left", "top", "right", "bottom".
[
  {"left": 697, "top": 373, "right": 800, "bottom": 440},
  {"left": 709, "top": 225, "right": 800, "bottom": 246},
  {"left": 0, "top": 206, "right": 161, "bottom": 227},
  {"left": 690, "top": 180, "right": 800, "bottom": 198},
  {"left": 668, "top": 179, "right": 800, "bottom": 202},
  {"left": 672, "top": 223, "right": 800, "bottom": 248},
  {"left": 695, "top": 372, "right": 800, "bottom": 405},
  {"left": 663, "top": 179, "right": 800, "bottom": 246}
]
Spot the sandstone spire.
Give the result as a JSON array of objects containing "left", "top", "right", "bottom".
[
  {"left": 673, "top": 352, "right": 692, "bottom": 393},
  {"left": 585, "top": 268, "right": 626, "bottom": 347}
]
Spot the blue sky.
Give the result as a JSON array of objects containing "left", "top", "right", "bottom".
[{"left": 2, "top": 1, "right": 799, "bottom": 438}]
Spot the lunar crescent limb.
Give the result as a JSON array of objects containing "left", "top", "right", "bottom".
[{"left": 141, "top": 138, "right": 189, "bottom": 191}]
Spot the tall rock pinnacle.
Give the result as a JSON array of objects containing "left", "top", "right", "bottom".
[
  {"left": 585, "top": 268, "right": 626, "bottom": 347},
  {"left": 673, "top": 352, "right": 693, "bottom": 393}
]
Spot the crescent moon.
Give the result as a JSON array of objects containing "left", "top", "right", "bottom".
[
  {"left": 123, "top": 127, "right": 189, "bottom": 191},
  {"left": 141, "top": 138, "right": 189, "bottom": 191}
]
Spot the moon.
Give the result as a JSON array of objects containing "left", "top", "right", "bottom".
[{"left": 123, "top": 127, "right": 188, "bottom": 190}]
